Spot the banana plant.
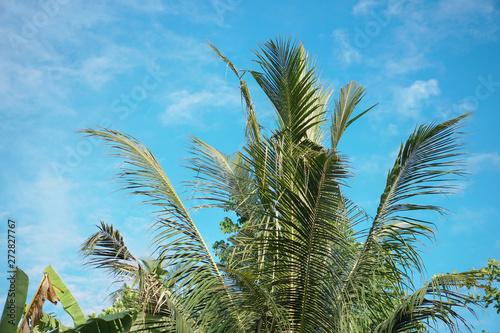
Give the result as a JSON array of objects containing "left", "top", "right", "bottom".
[{"left": 0, "top": 266, "right": 133, "bottom": 333}]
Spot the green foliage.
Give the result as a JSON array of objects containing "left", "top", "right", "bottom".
[
  {"left": 0, "top": 266, "right": 134, "bottom": 333},
  {"left": 33, "top": 312, "right": 70, "bottom": 333},
  {"left": 101, "top": 287, "right": 137, "bottom": 316},
  {"left": 62, "top": 312, "right": 133, "bottom": 333},
  {"left": 0, "top": 267, "right": 29, "bottom": 333},
  {"left": 213, "top": 213, "right": 247, "bottom": 264},
  {"left": 466, "top": 258, "right": 500, "bottom": 314},
  {"left": 78, "top": 37, "right": 495, "bottom": 332},
  {"left": 43, "top": 266, "right": 86, "bottom": 327}
]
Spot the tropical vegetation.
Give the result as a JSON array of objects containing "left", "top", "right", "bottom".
[
  {"left": 5, "top": 37, "right": 499, "bottom": 332},
  {"left": 0, "top": 266, "right": 134, "bottom": 333}
]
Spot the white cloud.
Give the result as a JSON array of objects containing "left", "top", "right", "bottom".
[
  {"left": 13, "top": 171, "right": 82, "bottom": 253},
  {"left": 69, "top": 47, "right": 140, "bottom": 89},
  {"left": 451, "top": 207, "right": 497, "bottom": 234},
  {"left": 117, "top": 0, "right": 166, "bottom": 13},
  {"left": 332, "top": 29, "right": 362, "bottom": 65},
  {"left": 394, "top": 79, "right": 441, "bottom": 118},
  {"left": 436, "top": 98, "right": 477, "bottom": 119},
  {"left": 355, "top": 0, "right": 499, "bottom": 85},
  {"left": 386, "top": 123, "right": 399, "bottom": 136},
  {"left": 118, "top": 0, "right": 241, "bottom": 27},
  {"left": 0, "top": 57, "right": 74, "bottom": 118},
  {"left": 437, "top": 0, "right": 497, "bottom": 23},
  {"left": 159, "top": 83, "right": 240, "bottom": 127},
  {"left": 0, "top": 2, "right": 216, "bottom": 123},
  {"left": 352, "top": 0, "right": 380, "bottom": 15},
  {"left": 353, "top": 145, "right": 400, "bottom": 176},
  {"left": 391, "top": 0, "right": 500, "bottom": 48},
  {"left": 468, "top": 152, "right": 500, "bottom": 172},
  {"left": 435, "top": 0, "right": 500, "bottom": 41},
  {"left": 384, "top": 53, "right": 429, "bottom": 76},
  {"left": 453, "top": 99, "right": 477, "bottom": 114},
  {"left": 0, "top": 2, "right": 130, "bottom": 117}
]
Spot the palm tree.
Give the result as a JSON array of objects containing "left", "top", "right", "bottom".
[{"left": 80, "top": 37, "right": 487, "bottom": 332}]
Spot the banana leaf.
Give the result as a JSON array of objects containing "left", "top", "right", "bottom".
[
  {"left": 0, "top": 268, "right": 29, "bottom": 333},
  {"left": 65, "top": 311, "right": 132, "bottom": 333},
  {"left": 43, "top": 266, "right": 86, "bottom": 327}
]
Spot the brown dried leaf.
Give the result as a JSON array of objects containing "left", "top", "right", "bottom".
[{"left": 17, "top": 273, "right": 61, "bottom": 333}]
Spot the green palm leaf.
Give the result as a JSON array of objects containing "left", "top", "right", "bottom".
[
  {"left": 80, "top": 221, "right": 140, "bottom": 281},
  {"left": 208, "top": 42, "right": 262, "bottom": 144},
  {"left": 340, "top": 113, "right": 472, "bottom": 329},
  {"left": 331, "top": 81, "right": 376, "bottom": 149},
  {"left": 78, "top": 128, "right": 241, "bottom": 331},
  {"left": 374, "top": 272, "right": 483, "bottom": 333},
  {"left": 250, "top": 37, "right": 329, "bottom": 144}
]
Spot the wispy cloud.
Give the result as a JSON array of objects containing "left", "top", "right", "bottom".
[
  {"left": 332, "top": 29, "right": 361, "bottom": 65},
  {"left": 65, "top": 44, "right": 144, "bottom": 90},
  {"left": 435, "top": 0, "right": 499, "bottom": 40},
  {"left": 352, "top": 0, "right": 380, "bottom": 15},
  {"left": 9, "top": 171, "right": 82, "bottom": 258},
  {"left": 451, "top": 207, "right": 497, "bottom": 234},
  {"left": 117, "top": 0, "right": 242, "bottom": 27},
  {"left": 345, "top": 0, "right": 499, "bottom": 86},
  {"left": 384, "top": 52, "right": 429, "bottom": 76},
  {"left": 352, "top": 145, "right": 400, "bottom": 176},
  {"left": 437, "top": 98, "right": 477, "bottom": 119},
  {"left": 394, "top": 79, "right": 441, "bottom": 118},
  {"left": 468, "top": 152, "right": 500, "bottom": 173},
  {"left": 159, "top": 80, "right": 240, "bottom": 127}
]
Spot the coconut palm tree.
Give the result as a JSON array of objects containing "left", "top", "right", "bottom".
[{"left": 80, "top": 37, "right": 487, "bottom": 332}]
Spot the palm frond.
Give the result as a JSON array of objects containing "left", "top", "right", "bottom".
[
  {"left": 331, "top": 81, "right": 376, "bottom": 149},
  {"left": 371, "top": 113, "right": 471, "bottom": 274},
  {"left": 339, "top": 114, "right": 471, "bottom": 329},
  {"left": 207, "top": 42, "right": 262, "bottom": 144},
  {"left": 374, "top": 272, "right": 483, "bottom": 333},
  {"left": 80, "top": 221, "right": 140, "bottom": 280},
  {"left": 375, "top": 113, "right": 470, "bottom": 223},
  {"left": 250, "top": 37, "right": 329, "bottom": 144},
  {"left": 297, "top": 45, "right": 333, "bottom": 146},
  {"left": 78, "top": 128, "right": 243, "bottom": 331},
  {"left": 78, "top": 128, "right": 222, "bottom": 282},
  {"left": 234, "top": 133, "right": 354, "bottom": 332},
  {"left": 184, "top": 136, "right": 259, "bottom": 217}
]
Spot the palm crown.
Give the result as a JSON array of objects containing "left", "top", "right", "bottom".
[{"left": 80, "top": 37, "right": 486, "bottom": 332}]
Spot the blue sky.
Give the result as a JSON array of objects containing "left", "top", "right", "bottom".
[{"left": 1, "top": 0, "right": 499, "bottom": 330}]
